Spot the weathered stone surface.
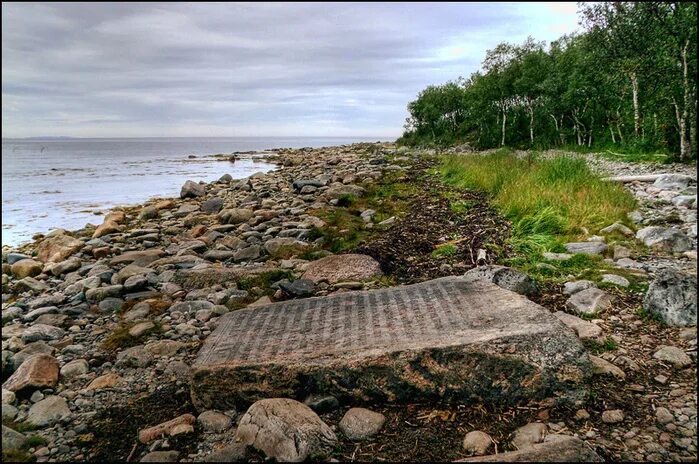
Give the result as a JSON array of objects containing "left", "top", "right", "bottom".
[
  {"left": 511, "top": 422, "right": 547, "bottom": 450},
  {"left": 197, "top": 410, "right": 232, "bottom": 433},
  {"left": 181, "top": 180, "right": 206, "bottom": 198},
  {"left": 141, "top": 451, "right": 180, "bottom": 462},
  {"left": 3, "top": 354, "right": 59, "bottom": 392},
  {"left": 653, "top": 174, "right": 694, "bottom": 190},
  {"left": 11, "top": 259, "right": 43, "bottom": 279},
  {"left": 85, "top": 373, "right": 122, "bottom": 391},
  {"left": 191, "top": 277, "right": 590, "bottom": 411},
  {"left": 458, "top": 435, "right": 602, "bottom": 462},
  {"left": 562, "top": 280, "right": 596, "bottom": 295},
  {"left": 264, "top": 238, "right": 309, "bottom": 257},
  {"left": 204, "top": 443, "right": 247, "bottom": 462},
  {"left": 601, "top": 409, "right": 624, "bottom": 423},
  {"left": 653, "top": 345, "right": 692, "bottom": 368},
  {"left": 636, "top": 226, "right": 693, "bottom": 252},
  {"left": 590, "top": 355, "right": 626, "bottom": 380},
  {"left": 93, "top": 220, "right": 121, "bottom": 239},
  {"left": 463, "top": 430, "right": 494, "bottom": 456},
  {"left": 235, "top": 398, "right": 337, "bottom": 462},
  {"left": 600, "top": 222, "right": 634, "bottom": 236},
  {"left": 601, "top": 274, "right": 630, "bottom": 287},
  {"left": 643, "top": 268, "right": 697, "bottom": 326},
  {"left": 110, "top": 249, "right": 165, "bottom": 266},
  {"left": 339, "top": 407, "right": 385, "bottom": 440},
  {"left": 553, "top": 312, "right": 602, "bottom": 340},
  {"left": 301, "top": 254, "right": 382, "bottom": 284},
  {"left": 463, "top": 265, "right": 536, "bottom": 295},
  {"left": 2, "top": 424, "right": 27, "bottom": 449},
  {"left": 138, "top": 413, "right": 196, "bottom": 443},
  {"left": 218, "top": 208, "right": 254, "bottom": 224},
  {"left": 564, "top": 242, "right": 608, "bottom": 255},
  {"left": 35, "top": 233, "right": 84, "bottom": 263},
  {"left": 566, "top": 288, "right": 613, "bottom": 316},
  {"left": 26, "top": 395, "right": 71, "bottom": 426}
]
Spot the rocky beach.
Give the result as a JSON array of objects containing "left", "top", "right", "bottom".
[{"left": 1, "top": 142, "right": 697, "bottom": 462}]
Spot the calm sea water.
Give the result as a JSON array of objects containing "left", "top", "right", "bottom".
[{"left": 1, "top": 137, "right": 376, "bottom": 247}]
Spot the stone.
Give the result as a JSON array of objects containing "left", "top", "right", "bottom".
[
  {"left": 128, "top": 321, "right": 155, "bottom": 338},
  {"left": 181, "top": 180, "right": 206, "bottom": 198},
  {"left": 542, "top": 252, "right": 572, "bottom": 261},
  {"left": 191, "top": 277, "right": 590, "bottom": 411},
  {"left": 3, "top": 354, "right": 59, "bottom": 392},
  {"left": 138, "top": 414, "right": 196, "bottom": 443},
  {"left": 116, "top": 346, "right": 152, "bottom": 368},
  {"left": 590, "top": 355, "right": 626, "bottom": 380},
  {"left": 278, "top": 279, "right": 315, "bottom": 298},
  {"left": 93, "top": 220, "right": 120, "bottom": 239},
  {"left": 141, "top": 451, "right": 180, "bottom": 462},
  {"left": 656, "top": 407, "right": 674, "bottom": 425},
  {"left": 86, "top": 285, "right": 123, "bottom": 302},
  {"left": 601, "top": 409, "right": 624, "bottom": 424},
  {"left": 653, "top": 174, "right": 694, "bottom": 190},
  {"left": 49, "top": 257, "right": 81, "bottom": 276},
  {"left": 566, "top": 288, "right": 613, "bottom": 316},
  {"left": 553, "top": 312, "right": 602, "bottom": 340},
  {"left": 562, "top": 280, "right": 596, "bottom": 295},
  {"left": 26, "top": 395, "right": 71, "bottom": 426},
  {"left": 643, "top": 268, "right": 697, "bottom": 326},
  {"left": 564, "top": 242, "right": 608, "bottom": 255},
  {"left": 233, "top": 245, "right": 261, "bottom": 262},
  {"left": 2, "top": 425, "right": 27, "bottom": 449},
  {"left": 12, "top": 342, "right": 54, "bottom": 370},
  {"left": 339, "top": 407, "right": 386, "bottom": 440},
  {"left": 601, "top": 274, "right": 630, "bottom": 287},
  {"left": 2, "top": 389, "right": 16, "bottom": 405},
  {"left": 60, "top": 359, "right": 89, "bottom": 378},
  {"left": 303, "top": 395, "right": 339, "bottom": 414},
  {"left": 574, "top": 409, "right": 590, "bottom": 421},
  {"left": 458, "top": 435, "right": 602, "bottom": 462},
  {"left": 201, "top": 197, "right": 224, "bottom": 214},
  {"left": 235, "top": 398, "right": 337, "bottom": 462},
  {"left": 463, "top": 430, "right": 493, "bottom": 456},
  {"left": 636, "top": 226, "right": 693, "bottom": 252},
  {"left": 144, "top": 340, "right": 184, "bottom": 357},
  {"left": 110, "top": 249, "right": 165, "bottom": 266},
  {"left": 7, "top": 253, "right": 31, "bottom": 265},
  {"left": 11, "top": 259, "right": 43, "bottom": 279},
  {"left": 85, "top": 373, "right": 122, "bottom": 391},
  {"left": 302, "top": 254, "right": 382, "bottom": 285},
  {"left": 35, "top": 234, "right": 84, "bottom": 263},
  {"left": 653, "top": 346, "right": 692, "bottom": 368},
  {"left": 600, "top": 222, "right": 634, "bottom": 236},
  {"left": 197, "top": 410, "right": 232, "bottom": 433},
  {"left": 204, "top": 443, "right": 247, "bottom": 462},
  {"left": 21, "top": 324, "right": 65, "bottom": 343},
  {"left": 218, "top": 208, "right": 254, "bottom": 224},
  {"left": 293, "top": 179, "right": 326, "bottom": 191},
  {"left": 511, "top": 422, "right": 547, "bottom": 450},
  {"left": 613, "top": 245, "right": 632, "bottom": 260},
  {"left": 463, "top": 265, "right": 536, "bottom": 296}
]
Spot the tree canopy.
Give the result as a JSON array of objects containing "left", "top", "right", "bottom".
[{"left": 398, "top": 2, "right": 697, "bottom": 160}]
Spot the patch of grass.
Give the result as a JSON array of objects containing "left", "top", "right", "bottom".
[
  {"left": 431, "top": 244, "right": 457, "bottom": 258},
  {"left": 101, "top": 321, "right": 163, "bottom": 352},
  {"left": 23, "top": 436, "right": 48, "bottom": 449},
  {"left": 2, "top": 419, "right": 37, "bottom": 433},
  {"left": 336, "top": 194, "right": 357, "bottom": 207},
  {"left": 449, "top": 199, "right": 475, "bottom": 215},
  {"left": 635, "top": 305, "right": 665, "bottom": 324},
  {"left": 2, "top": 449, "right": 35, "bottom": 462},
  {"left": 237, "top": 269, "right": 294, "bottom": 296},
  {"left": 585, "top": 336, "right": 619, "bottom": 354}
]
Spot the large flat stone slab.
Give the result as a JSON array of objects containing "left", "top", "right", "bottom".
[{"left": 191, "top": 277, "right": 590, "bottom": 410}]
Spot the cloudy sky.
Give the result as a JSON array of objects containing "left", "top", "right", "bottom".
[{"left": 2, "top": 2, "right": 581, "bottom": 139}]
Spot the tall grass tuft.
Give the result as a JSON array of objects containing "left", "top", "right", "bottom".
[{"left": 439, "top": 149, "right": 636, "bottom": 254}]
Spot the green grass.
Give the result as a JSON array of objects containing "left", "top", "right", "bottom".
[
  {"left": 23, "top": 436, "right": 48, "bottom": 449},
  {"left": 635, "top": 305, "right": 665, "bottom": 324},
  {"left": 431, "top": 244, "right": 457, "bottom": 258},
  {"left": 439, "top": 149, "right": 636, "bottom": 262},
  {"left": 585, "top": 336, "right": 619, "bottom": 354}
]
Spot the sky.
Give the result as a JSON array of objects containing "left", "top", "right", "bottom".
[{"left": 1, "top": 2, "right": 581, "bottom": 139}]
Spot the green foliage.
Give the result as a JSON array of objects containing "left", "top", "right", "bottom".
[
  {"left": 585, "top": 336, "right": 619, "bottom": 354},
  {"left": 400, "top": 3, "right": 697, "bottom": 160},
  {"left": 449, "top": 199, "right": 475, "bottom": 215},
  {"left": 23, "top": 436, "right": 48, "bottom": 449},
  {"left": 336, "top": 194, "right": 357, "bottom": 207},
  {"left": 431, "top": 244, "right": 457, "bottom": 258},
  {"left": 2, "top": 419, "right": 37, "bottom": 433},
  {"left": 237, "top": 270, "right": 294, "bottom": 296},
  {"left": 635, "top": 305, "right": 665, "bottom": 324},
  {"left": 101, "top": 321, "right": 163, "bottom": 352}
]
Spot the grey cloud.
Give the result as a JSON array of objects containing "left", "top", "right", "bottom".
[{"left": 2, "top": 2, "right": 579, "bottom": 137}]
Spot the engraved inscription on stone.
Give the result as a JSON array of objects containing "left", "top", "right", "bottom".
[{"left": 195, "top": 276, "right": 556, "bottom": 367}]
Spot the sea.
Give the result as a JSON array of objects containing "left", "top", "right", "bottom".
[{"left": 1, "top": 137, "right": 378, "bottom": 247}]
